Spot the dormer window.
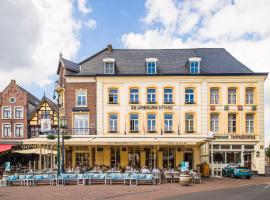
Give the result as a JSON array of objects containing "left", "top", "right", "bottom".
[
  {"left": 103, "top": 58, "right": 115, "bottom": 74},
  {"left": 146, "top": 58, "right": 157, "bottom": 74},
  {"left": 189, "top": 57, "right": 201, "bottom": 74}
]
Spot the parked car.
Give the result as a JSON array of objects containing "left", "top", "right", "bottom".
[{"left": 222, "top": 164, "right": 251, "bottom": 179}]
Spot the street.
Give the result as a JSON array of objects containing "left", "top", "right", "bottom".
[{"left": 162, "top": 183, "right": 270, "bottom": 200}]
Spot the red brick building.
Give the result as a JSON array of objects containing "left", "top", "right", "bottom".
[{"left": 0, "top": 80, "right": 40, "bottom": 145}]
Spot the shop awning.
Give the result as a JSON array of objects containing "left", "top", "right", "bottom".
[
  {"left": 13, "top": 148, "right": 57, "bottom": 155},
  {"left": 0, "top": 144, "right": 12, "bottom": 153},
  {"left": 23, "top": 135, "right": 210, "bottom": 146}
]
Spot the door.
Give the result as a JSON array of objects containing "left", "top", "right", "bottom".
[
  {"left": 244, "top": 152, "right": 252, "bottom": 169},
  {"left": 184, "top": 152, "right": 193, "bottom": 169}
]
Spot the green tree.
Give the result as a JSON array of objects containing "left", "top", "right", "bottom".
[{"left": 266, "top": 145, "right": 270, "bottom": 158}]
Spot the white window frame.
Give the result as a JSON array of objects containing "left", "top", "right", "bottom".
[
  {"left": 185, "top": 113, "right": 194, "bottom": 133},
  {"left": 147, "top": 88, "right": 156, "bottom": 104},
  {"left": 76, "top": 89, "right": 87, "bottom": 107},
  {"left": 246, "top": 88, "right": 254, "bottom": 105},
  {"left": 130, "top": 88, "right": 139, "bottom": 104},
  {"left": 210, "top": 88, "right": 219, "bottom": 104},
  {"left": 147, "top": 114, "right": 156, "bottom": 132},
  {"left": 73, "top": 113, "right": 89, "bottom": 135},
  {"left": 146, "top": 58, "right": 158, "bottom": 75},
  {"left": 109, "top": 113, "right": 118, "bottom": 133},
  {"left": 210, "top": 113, "right": 219, "bottom": 133},
  {"left": 2, "top": 123, "right": 11, "bottom": 137},
  {"left": 164, "top": 113, "right": 173, "bottom": 132},
  {"left": 246, "top": 114, "right": 254, "bottom": 134},
  {"left": 228, "top": 88, "right": 237, "bottom": 104},
  {"left": 185, "top": 88, "right": 195, "bottom": 104},
  {"left": 2, "top": 106, "right": 11, "bottom": 119},
  {"left": 14, "top": 123, "right": 24, "bottom": 138},
  {"left": 14, "top": 106, "right": 23, "bottom": 119},
  {"left": 228, "top": 113, "right": 237, "bottom": 133},
  {"left": 103, "top": 58, "right": 115, "bottom": 74},
  {"left": 189, "top": 57, "right": 201, "bottom": 74},
  {"left": 108, "top": 88, "right": 118, "bottom": 104},
  {"left": 130, "top": 114, "right": 139, "bottom": 132},
  {"left": 164, "top": 88, "right": 173, "bottom": 104}
]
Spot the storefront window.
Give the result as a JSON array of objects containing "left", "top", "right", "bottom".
[
  {"left": 162, "top": 148, "right": 175, "bottom": 169},
  {"left": 226, "top": 152, "right": 241, "bottom": 164},
  {"left": 145, "top": 148, "right": 155, "bottom": 168},
  {"left": 128, "top": 148, "right": 140, "bottom": 168},
  {"left": 75, "top": 153, "right": 90, "bottom": 167},
  {"left": 213, "top": 152, "right": 225, "bottom": 163},
  {"left": 111, "top": 147, "right": 120, "bottom": 169}
]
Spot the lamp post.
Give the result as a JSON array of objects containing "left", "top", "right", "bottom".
[
  {"left": 53, "top": 81, "right": 63, "bottom": 176},
  {"left": 60, "top": 117, "right": 67, "bottom": 173},
  {"left": 208, "top": 131, "right": 215, "bottom": 177}
]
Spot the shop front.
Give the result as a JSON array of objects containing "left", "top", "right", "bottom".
[{"left": 24, "top": 136, "right": 208, "bottom": 171}]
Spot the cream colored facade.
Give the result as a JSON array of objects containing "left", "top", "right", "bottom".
[{"left": 23, "top": 74, "right": 266, "bottom": 174}]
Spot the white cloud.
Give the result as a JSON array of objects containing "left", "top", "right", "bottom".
[
  {"left": 84, "top": 18, "right": 97, "bottom": 30},
  {"left": 77, "top": 0, "right": 92, "bottom": 14},
  {"left": 122, "top": 0, "right": 270, "bottom": 146},
  {"left": 0, "top": 0, "right": 81, "bottom": 88}
]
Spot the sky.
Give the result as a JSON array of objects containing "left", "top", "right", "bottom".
[{"left": 0, "top": 0, "right": 269, "bottom": 145}]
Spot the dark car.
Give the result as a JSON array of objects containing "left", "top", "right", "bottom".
[{"left": 222, "top": 164, "right": 251, "bottom": 179}]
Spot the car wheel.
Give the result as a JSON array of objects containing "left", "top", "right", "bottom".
[
  {"left": 246, "top": 176, "right": 251, "bottom": 179},
  {"left": 230, "top": 173, "right": 235, "bottom": 178}
]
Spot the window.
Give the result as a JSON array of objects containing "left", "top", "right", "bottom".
[
  {"left": 190, "top": 61, "right": 200, "bottom": 74},
  {"left": 164, "top": 88, "right": 173, "bottom": 104},
  {"left": 74, "top": 114, "right": 89, "bottom": 135},
  {"left": 147, "top": 88, "right": 156, "bottom": 104},
  {"left": 109, "top": 114, "right": 118, "bottom": 132},
  {"left": 130, "top": 88, "right": 139, "bottom": 104},
  {"left": 103, "top": 58, "right": 115, "bottom": 74},
  {"left": 246, "top": 114, "right": 254, "bottom": 134},
  {"left": 14, "top": 107, "right": 23, "bottom": 119},
  {"left": 130, "top": 114, "right": 139, "bottom": 132},
  {"left": 41, "top": 111, "right": 50, "bottom": 119},
  {"left": 228, "top": 88, "right": 237, "bottom": 104},
  {"left": 14, "top": 124, "right": 23, "bottom": 137},
  {"left": 76, "top": 90, "right": 87, "bottom": 107},
  {"left": 147, "top": 114, "right": 156, "bottom": 132},
  {"left": 246, "top": 88, "right": 254, "bottom": 104},
  {"left": 185, "top": 113, "right": 194, "bottom": 133},
  {"left": 2, "top": 107, "right": 11, "bottom": 119},
  {"left": 189, "top": 57, "right": 201, "bottom": 74},
  {"left": 146, "top": 61, "right": 157, "bottom": 74},
  {"left": 108, "top": 88, "right": 118, "bottom": 104},
  {"left": 210, "top": 113, "right": 219, "bottom": 133},
  {"left": 210, "top": 88, "right": 219, "bottom": 104},
  {"left": 164, "top": 113, "right": 173, "bottom": 132},
  {"left": 2, "top": 124, "right": 11, "bottom": 137},
  {"left": 185, "top": 88, "right": 194, "bottom": 104},
  {"left": 228, "top": 114, "right": 237, "bottom": 133},
  {"left": 9, "top": 97, "right": 16, "bottom": 103}
]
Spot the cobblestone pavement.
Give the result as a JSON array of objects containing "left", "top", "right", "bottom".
[{"left": 0, "top": 177, "right": 270, "bottom": 200}]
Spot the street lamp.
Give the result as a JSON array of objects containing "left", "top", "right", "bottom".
[
  {"left": 60, "top": 117, "right": 67, "bottom": 173},
  {"left": 208, "top": 131, "right": 215, "bottom": 177},
  {"left": 53, "top": 82, "right": 63, "bottom": 176}
]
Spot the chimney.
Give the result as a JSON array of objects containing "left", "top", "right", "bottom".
[
  {"left": 107, "top": 44, "right": 113, "bottom": 53},
  {"left": 11, "top": 79, "right": 16, "bottom": 84}
]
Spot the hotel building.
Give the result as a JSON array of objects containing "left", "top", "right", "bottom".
[{"left": 25, "top": 45, "right": 268, "bottom": 175}]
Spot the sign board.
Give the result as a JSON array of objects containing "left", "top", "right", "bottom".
[
  {"left": 131, "top": 105, "right": 173, "bottom": 110},
  {"left": 231, "top": 135, "right": 255, "bottom": 140},
  {"left": 41, "top": 118, "right": 51, "bottom": 132}
]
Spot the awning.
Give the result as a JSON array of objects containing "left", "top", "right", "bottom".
[
  {"left": 0, "top": 144, "right": 12, "bottom": 153},
  {"left": 23, "top": 135, "right": 210, "bottom": 146},
  {"left": 13, "top": 148, "right": 57, "bottom": 155}
]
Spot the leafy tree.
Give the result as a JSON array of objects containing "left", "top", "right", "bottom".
[{"left": 266, "top": 145, "right": 270, "bottom": 158}]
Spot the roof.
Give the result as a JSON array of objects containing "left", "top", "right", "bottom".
[
  {"left": 61, "top": 47, "right": 265, "bottom": 76},
  {"left": 18, "top": 85, "right": 40, "bottom": 106},
  {"left": 29, "top": 95, "right": 58, "bottom": 120},
  {"left": 57, "top": 57, "right": 80, "bottom": 74}
]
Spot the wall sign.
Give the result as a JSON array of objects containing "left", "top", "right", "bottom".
[
  {"left": 41, "top": 118, "right": 51, "bottom": 132},
  {"left": 231, "top": 135, "right": 255, "bottom": 140},
  {"left": 131, "top": 105, "right": 173, "bottom": 110}
]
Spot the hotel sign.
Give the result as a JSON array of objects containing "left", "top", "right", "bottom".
[{"left": 131, "top": 105, "right": 173, "bottom": 110}]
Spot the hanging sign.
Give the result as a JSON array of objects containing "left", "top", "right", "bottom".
[{"left": 41, "top": 118, "right": 51, "bottom": 132}]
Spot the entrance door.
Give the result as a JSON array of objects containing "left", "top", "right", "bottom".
[
  {"left": 244, "top": 152, "right": 252, "bottom": 169},
  {"left": 111, "top": 147, "right": 120, "bottom": 169},
  {"left": 128, "top": 148, "right": 140, "bottom": 168},
  {"left": 184, "top": 152, "right": 193, "bottom": 169}
]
